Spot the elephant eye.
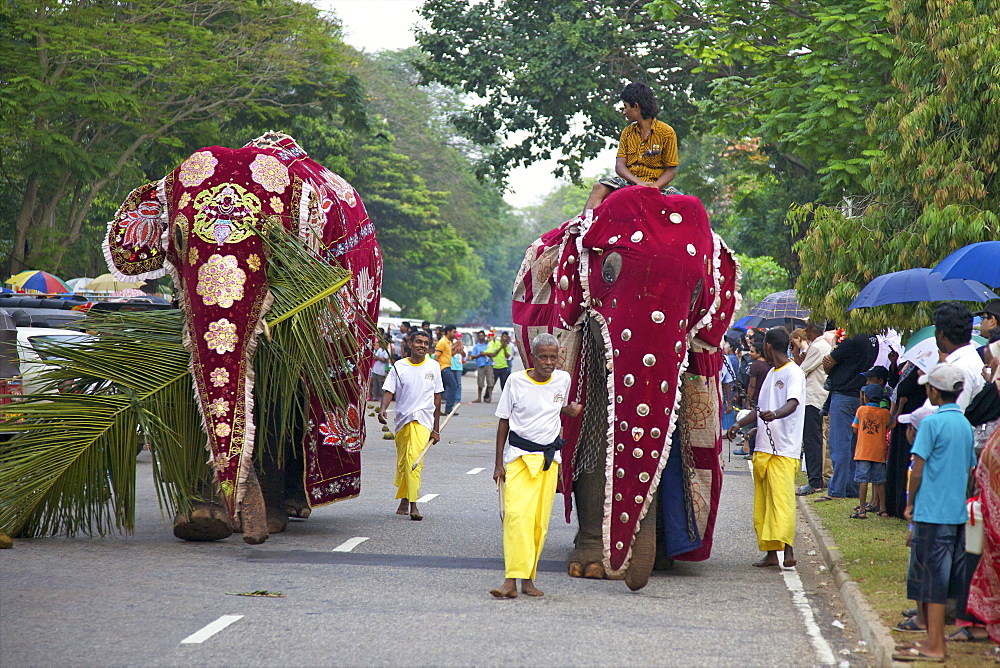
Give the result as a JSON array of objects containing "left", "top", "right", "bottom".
[{"left": 602, "top": 252, "right": 622, "bottom": 284}]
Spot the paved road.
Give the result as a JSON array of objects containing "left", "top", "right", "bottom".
[{"left": 0, "top": 379, "right": 870, "bottom": 666}]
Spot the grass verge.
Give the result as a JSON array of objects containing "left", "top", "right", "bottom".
[{"left": 798, "top": 472, "right": 993, "bottom": 665}]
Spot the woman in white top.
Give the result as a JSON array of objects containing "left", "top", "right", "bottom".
[{"left": 490, "top": 333, "right": 582, "bottom": 598}]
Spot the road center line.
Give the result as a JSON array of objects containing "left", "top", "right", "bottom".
[
  {"left": 332, "top": 536, "right": 370, "bottom": 552},
  {"left": 416, "top": 494, "right": 438, "bottom": 503},
  {"left": 466, "top": 467, "right": 485, "bottom": 475},
  {"left": 180, "top": 614, "right": 244, "bottom": 644},
  {"left": 778, "top": 553, "right": 837, "bottom": 665}
]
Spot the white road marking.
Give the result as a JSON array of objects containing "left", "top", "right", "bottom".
[
  {"left": 779, "top": 553, "right": 837, "bottom": 665},
  {"left": 180, "top": 615, "right": 244, "bottom": 644},
  {"left": 332, "top": 536, "right": 370, "bottom": 552},
  {"left": 466, "top": 467, "right": 485, "bottom": 475},
  {"left": 416, "top": 494, "right": 438, "bottom": 503}
]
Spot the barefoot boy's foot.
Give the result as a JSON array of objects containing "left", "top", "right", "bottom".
[
  {"left": 753, "top": 551, "right": 780, "bottom": 568},
  {"left": 782, "top": 545, "right": 796, "bottom": 567},
  {"left": 490, "top": 578, "right": 518, "bottom": 598},
  {"left": 396, "top": 499, "right": 409, "bottom": 515},
  {"left": 521, "top": 580, "right": 544, "bottom": 597},
  {"left": 409, "top": 502, "right": 422, "bottom": 521}
]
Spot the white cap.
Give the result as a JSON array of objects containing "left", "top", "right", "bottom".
[
  {"left": 898, "top": 404, "right": 938, "bottom": 430},
  {"left": 918, "top": 363, "right": 965, "bottom": 393}
]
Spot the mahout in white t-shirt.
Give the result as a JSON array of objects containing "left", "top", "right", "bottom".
[
  {"left": 755, "top": 361, "right": 806, "bottom": 459},
  {"left": 383, "top": 357, "right": 444, "bottom": 432}
]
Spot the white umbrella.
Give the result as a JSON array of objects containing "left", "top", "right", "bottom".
[
  {"left": 380, "top": 297, "right": 402, "bottom": 314},
  {"left": 65, "top": 277, "right": 94, "bottom": 293}
]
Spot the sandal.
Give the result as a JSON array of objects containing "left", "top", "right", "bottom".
[
  {"left": 813, "top": 495, "right": 836, "bottom": 502},
  {"left": 850, "top": 509, "right": 867, "bottom": 519},
  {"left": 947, "top": 627, "right": 989, "bottom": 642},
  {"left": 892, "top": 646, "right": 944, "bottom": 662},
  {"left": 901, "top": 608, "right": 917, "bottom": 618},
  {"left": 896, "top": 617, "right": 926, "bottom": 632},
  {"left": 878, "top": 511, "right": 890, "bottom": 517}
]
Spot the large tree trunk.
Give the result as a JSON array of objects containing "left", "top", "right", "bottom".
[{"left": 9, "top": 177, "right": 39, "bottom": 275}]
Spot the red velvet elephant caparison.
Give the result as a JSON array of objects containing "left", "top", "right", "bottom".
[
  {"left": 104, "top": 133, "right": 381, "bottom": 543},
  {"left": 513, "top": 186, "right": 740, "bottom": 589}
]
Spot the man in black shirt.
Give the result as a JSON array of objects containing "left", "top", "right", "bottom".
[{"left": 814, "top": 333, "right": 878, "bottom": 501}]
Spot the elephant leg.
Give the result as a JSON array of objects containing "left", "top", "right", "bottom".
[
  {"left": 257, "top": 445, "right": 289, "bottom": 535},
  {"left": 625, "top": 501, "right": 657, "bottom": 591},
  {"left": 239, "top": 467, "right": 269, "bottom": 544},
  {"left": 569, "top": 464, "right": 609, "bottom": 579},
  {"left": 282, "top": 434, "right": 311, "bottom": 520}
]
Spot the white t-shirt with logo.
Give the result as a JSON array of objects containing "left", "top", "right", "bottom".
[
  {"left": 755, "top": 361, "right": 806, "bottom": 459},
  {"left": 383, "top": 357, "right": 444, "bottom": 432},
  {"left": 495, "top": 369, "right": 571, "bottom": 465}
]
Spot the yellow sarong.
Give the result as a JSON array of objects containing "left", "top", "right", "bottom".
[
  {"left": 752, "top": 451, "right": 797, "bottom": 551},
  {"left": 503, "top": 454, "right": 559, "bottom": 579},
  {"left": 394, "top": 421, "right": 429, "bottom": 502}
]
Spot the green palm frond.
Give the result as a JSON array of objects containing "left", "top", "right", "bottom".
[{"left": 0, "top": 222, "right": 371, "bottom": 537}]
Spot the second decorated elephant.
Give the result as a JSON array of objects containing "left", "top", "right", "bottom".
[{"left": 513, "top": 186, "right": 739, "bottom": 590}]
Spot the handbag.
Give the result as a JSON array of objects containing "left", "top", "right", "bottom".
[{"left": 964, "top": 382, "right": 1000, "bottom": 426}]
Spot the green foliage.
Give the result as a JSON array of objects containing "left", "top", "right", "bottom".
[
  {"left": 0, "top": 0, "right": 360, "bottom": 274},
  {"left": 663, "top": 0, "right": 898, "bottom": 201},
  {"left": 415, "top": 0, "right": 707, "bottom": 183},
  {"left": 794, "top": 0, "right": 1000, "bottom": 333},
  {"left": 735, "top": 254, "right": 791, "bottom": 311}
]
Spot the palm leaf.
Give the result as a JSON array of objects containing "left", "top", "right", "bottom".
[{"left": 0, "top": 221, "right": 371, "bottom": 537}]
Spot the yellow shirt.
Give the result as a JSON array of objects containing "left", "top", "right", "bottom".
[
  {"left": 435, "top": 337, "right": 452, "bottom": 370},
  {"left": 616, "top": 119, "right": 679, "bottom": 183}
]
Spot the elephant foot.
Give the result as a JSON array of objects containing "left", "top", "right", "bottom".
[
  {"left": 266, "top": 507, "right": 289, "bottom": 534},
  {"left": 283, "top": 498, "right": 311, "bottom": 519},
  {"left": 625, "top": 522, "right": 656, "bottom": 592},
  {"left": 240, "top": 469, "right": 269, "bottom": 545},
  {"left": 172, "top": 503, "right": 234, "bottom": 542},
  {"left": 568, "top": 548, "right": 607, "bottom": 579}
]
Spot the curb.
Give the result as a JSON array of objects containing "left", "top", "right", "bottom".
[{"left": 798, "top": 496, "right": 897, "bottom": 667}]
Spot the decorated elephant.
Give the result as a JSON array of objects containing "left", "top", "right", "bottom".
[
  {"left": 0, "top": 133, "right": 380, "bottom": 545},
  {"left": 512, "top": 186, "right": 739, "bottom": 590}
]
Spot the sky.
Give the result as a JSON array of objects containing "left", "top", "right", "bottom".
[{"left": 315, "top": 0, "right": 615, "bottom": 209}]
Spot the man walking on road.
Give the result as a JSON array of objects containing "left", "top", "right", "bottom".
[
  {"left": 470, "top": 330, "right": 494, "bottom": 403},
  {"left": 727, "top": 328, "right": 805, "bottom": 568},
  {"left": 492, "top": 333, "right": 582, "bottom": 598},
  {"left": 379, "top": 330, "right": 442, "bottom": 521}
]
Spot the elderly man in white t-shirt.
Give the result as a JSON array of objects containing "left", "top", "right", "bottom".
[
  {"left": 379, "top": 330, "right": 443, "bottom": 521},
  {"left": 490, "top": 333, "right": 582, "bottom": 599},
  {"left": 727, "top": 328, "right": 805, "bottom": 569}
]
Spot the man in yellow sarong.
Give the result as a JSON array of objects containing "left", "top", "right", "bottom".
[
  {"left": 379, "top": 330, "right": 442, "bottom": 521},
  {"left": 491, "top": 333, "right": 582, "bottom": 598},
  {"left": 727, "top": 327, "right": 805, "bottom": 568}
]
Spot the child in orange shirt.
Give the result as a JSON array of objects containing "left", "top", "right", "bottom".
[{"left": 851, "top": 384, "right": 891, "bottom": 518}]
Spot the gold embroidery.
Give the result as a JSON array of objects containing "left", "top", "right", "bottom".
[
  {"left": 192, "top": 182, "right": 261, "bottom": 245},
  {"left": 204, "top": 318, "right": 238, "bottom": 354},
  {"left": 246, "top": 254, "right": 261, "bottom": 272},
  {"left": 196, "top": 254, "right": 246, "bottom": 308},
  {"left": 178, "top": 151, "right": 218, "bottom": 188}
]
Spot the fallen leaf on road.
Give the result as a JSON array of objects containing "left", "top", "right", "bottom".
[
  {"left": 226, "top": 590, "right": 285, "bottom": 597},
  {"left": 832, "top": 620, "right": 845, "bottom": 629}
]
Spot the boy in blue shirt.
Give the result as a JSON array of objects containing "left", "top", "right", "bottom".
[{"left": 899, "top": 364, "right": 977, "bottom": 662}]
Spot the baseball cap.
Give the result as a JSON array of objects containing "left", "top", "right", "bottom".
[
  {"left": 898, "top": 404, "right": 938, "bottom": 430},
  {"left": 862, "top": 365, "right": 889, "bottom": 381},
  {"left": 917, "top": 363, "right": 965, "bottom": 393},
  {"left": 862, "top": 384, "right": 885, "bottom": 402},
  {"left": 974, "top": 299, "right": 1000, "bottom": 319}
]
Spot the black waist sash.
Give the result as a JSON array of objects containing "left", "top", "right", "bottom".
[{"left": 508, "top": 431, "right": 565, "bottom": 471}]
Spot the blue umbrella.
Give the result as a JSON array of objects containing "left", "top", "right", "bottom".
[
  {"left": 930, "top": 241, "right": 1000, "bottom": 287},
  {"left": 847, "top": 267, "right": 998, "bottom": 310}
]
